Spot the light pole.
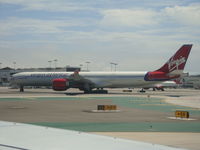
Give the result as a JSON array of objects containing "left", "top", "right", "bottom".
[
  {"left": 79, "top": 64, "right": 83, "bottom": 70},
  {"left": 13, "top": 62, "right": 16, "bottom": 70},
  {"left": 110, "top": 62, "right": 113, "bottom": 71},
  {"left": 113, "top": 63, "right": 118, "bottom": 71},
  {"left": 110, "top": 62, "right": 118, "bottom": 71},
  {"left": 85, "top": 61, "right": 90, "bottom": 71},
  {"left": 48, "top": 60, "right": 52, "bottom": 68},
  {"left": 54, "top": 59, "right": 57, "bottom": 71}
]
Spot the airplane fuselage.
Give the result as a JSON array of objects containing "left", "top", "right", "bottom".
[{"left": 11, "top": 71, "right": 158, "bottom": 89}]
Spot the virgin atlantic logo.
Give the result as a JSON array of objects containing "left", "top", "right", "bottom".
[{"left": 168, "top": 56, "right": 186, "bottom": 72}]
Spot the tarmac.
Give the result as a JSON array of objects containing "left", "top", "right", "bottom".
[{"left": 0, "top": 87, "right": 200, "bottom": 150}]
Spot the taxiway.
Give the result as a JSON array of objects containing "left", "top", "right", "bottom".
[{"left": 0, "top": 87, "right": 200, "bottom": 150}]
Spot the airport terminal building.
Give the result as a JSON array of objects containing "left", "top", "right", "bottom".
[{"left": 0, "top": 66, "right": 80, "bottom": 86}]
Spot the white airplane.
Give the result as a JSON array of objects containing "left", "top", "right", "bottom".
[
  {"left": 0, "top": 121, "right": 186, "bottom": 150},
  {"left": 10, "top": 44, "right": 192, "bottom": 93}
]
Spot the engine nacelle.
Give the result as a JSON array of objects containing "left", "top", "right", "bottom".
[{"left": 52, "top": 78, "right": 69, "bottom": 91}]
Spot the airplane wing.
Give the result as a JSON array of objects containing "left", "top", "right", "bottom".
[
  {"left": 68, "top": 71, "right": 114, "bottom": 88},
  {"left": 69, "top": 71, "right": 93, "bottom": 84},
  {"left": 0, "top": 121, "right": 186, "bottom": 150},
  {"left": 68, "top": 71, "right": 97, "bottom": 91}
]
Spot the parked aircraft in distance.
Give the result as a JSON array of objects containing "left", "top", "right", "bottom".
[{"left": 11, "top": 44, "right": 192, "bottom": 93}]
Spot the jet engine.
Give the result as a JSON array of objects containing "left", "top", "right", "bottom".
[{"left": 52, "top": 78, "right": 69, "bottom": 91}]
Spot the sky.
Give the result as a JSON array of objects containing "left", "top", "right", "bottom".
[{"left": 0, "top": 0, "right": 199, "bottom": 73}]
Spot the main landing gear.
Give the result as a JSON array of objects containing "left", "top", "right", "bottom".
[
  {"left": 139, "top": 88, "right": 146, "bottom": 93},
  {"left": 84, "top": 88, "right": 108, "bottom": 94},
  {"left": 20, "top": 86, "right": 24, "bottom": 92}
]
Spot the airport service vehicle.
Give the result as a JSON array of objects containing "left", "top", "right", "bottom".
[{"left": 11, "top": 44, "right": 192, "bottom": 93}]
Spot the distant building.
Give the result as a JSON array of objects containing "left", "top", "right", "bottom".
[
  {"left": 66, "top": 66, "right": 81, "bottom": 72},
  {"left": 0, "top": 66, "right": 82, "bottom": 86},
  {"left": 182, "top": 74, "right": 200, "bottom": 89},
  {"left": 0, "top": 67, "right": 16, "bottom": 85},
  {"left": 16, "top": 67, "right": 66, "bottom": 72}
]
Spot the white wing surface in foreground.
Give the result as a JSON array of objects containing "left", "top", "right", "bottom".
[{"left": 0, "top": 121, "right": 186, "bottom": 150}]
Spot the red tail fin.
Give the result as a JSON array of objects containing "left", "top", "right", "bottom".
[
  {"left": 156, "top": 44, "right": 192, "bottom": 74},
  {"left": 145, "top": 44, "right": 192, "bottom": 81}
]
